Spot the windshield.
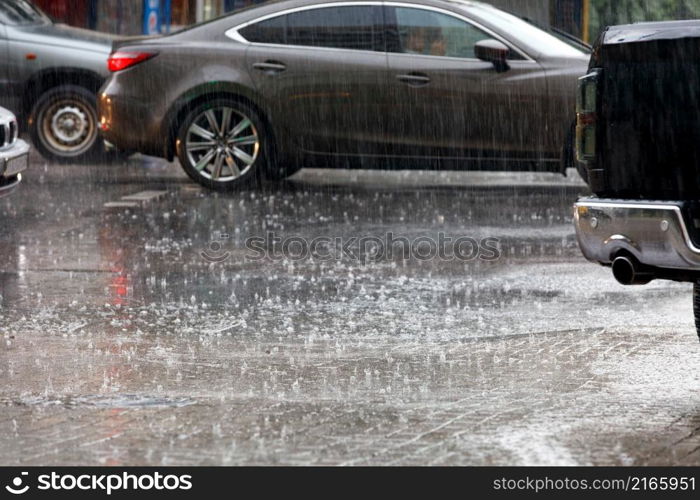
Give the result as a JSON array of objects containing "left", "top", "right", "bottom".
[
  {"left": 0, "top": 0, "right": 50, "bottom": 26},
  {"left": 473, "top": 4, "right": 589, "bottom": 57}
]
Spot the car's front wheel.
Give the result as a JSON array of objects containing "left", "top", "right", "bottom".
[
  {"left": 177, "top": 100, "right": 268, "bottom": 191},
  {"left": 29, "top": 85, "right": 102, "bottom": 162}
]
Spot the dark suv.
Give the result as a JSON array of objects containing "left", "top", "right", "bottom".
[
  {"left": 0, "top": 0, "right": 113, "bottom": 161},
  {"left": 573, "top": 20, "right": 700, "bottom": 339}
]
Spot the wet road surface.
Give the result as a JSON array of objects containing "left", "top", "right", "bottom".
[{"left": 0, "top": 154, "right": 699, "bottom": 466}]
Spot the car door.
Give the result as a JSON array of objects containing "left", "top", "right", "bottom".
[
  {"left": 0, "top": 22, "right": 12, "bottom": 111},
  {"left": 384, "top": 4, "right": 550, "bottom": 167},
  {"left": 240, "top": 4, "right": 389, "bottom": 158},
  {"left": 0, "top": 1, "right": 41, "bottom": 114},
  {"left": 1, "top": 23, "right": 31, "bottom": 115}
]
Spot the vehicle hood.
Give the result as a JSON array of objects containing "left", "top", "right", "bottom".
[{"left": 11, "top": 22, "right": 116, "bottom": 53}]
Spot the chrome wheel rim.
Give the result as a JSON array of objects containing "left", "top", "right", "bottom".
[
  {"left": 40, "top": 99, "right": 97, "bottom": 155},
  {"left": 185, "top": 107, "right": 260, "bottom": 182}
]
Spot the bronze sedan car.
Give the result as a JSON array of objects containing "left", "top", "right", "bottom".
[{"left": 99, "top": 0, "right": 589, "bottom": 190}]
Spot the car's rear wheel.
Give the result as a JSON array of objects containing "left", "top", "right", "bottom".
[
  {"left": 29, "top": 85, "right": 102, "bottom": 162},
  {"left": 177, "top": 100, "right": 268, "bottom": 191}
]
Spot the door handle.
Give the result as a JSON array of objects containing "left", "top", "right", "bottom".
[
  {"left": 253, "top": 61, "right": 287, "bottom": 74},
  {"left": 396, "top": 73, "right": 431, "bottom": 86}
]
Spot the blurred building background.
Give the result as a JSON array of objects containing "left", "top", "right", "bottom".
[
  {"left": 30, "top": 0, "right": 700, "bottom": 42},
  {"left": 32, "top": 0, "right": 268, "bottom": 34}
]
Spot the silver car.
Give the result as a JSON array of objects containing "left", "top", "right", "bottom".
[
  {"left": 0, "top": 0, "right": 113, "bottom": 162},
  {"left": 0, "top": 107, "right": 29, "bottom": 197}
]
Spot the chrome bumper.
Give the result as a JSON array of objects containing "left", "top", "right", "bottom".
[
  {"left": 0, "top": 139, "right": 29, "bottom": 197},
  {"left": 574, "top": 197, "right": 700, "bottom": 270}
]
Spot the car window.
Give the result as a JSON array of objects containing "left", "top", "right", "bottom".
[
  {"left": 238, "top": 6, "right": 383, "bottom": 52},
  {"left": 474, "top": 4, "right": 587, "bottom": 57},
  {"left": 387, "top": 6, "right": 521, "bottom": 60},
  {"left": 0, "top": 0, "right": 49, "bottom": 25},
  {"left": 239, "top": 14, "right": 286, "bottom": 44}
]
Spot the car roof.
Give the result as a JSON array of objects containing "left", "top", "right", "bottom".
[
  {"left": 187, "top": 0, "right": 496, "bottom": 30},
  {"left": 602, "top": 20, "right": 700, "bottom": 45}
]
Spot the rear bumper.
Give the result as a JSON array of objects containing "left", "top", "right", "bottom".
[
  {"left": 98, "top": 89, "right": 167, "bottom": 158},
  {"left": 574, "top": 197, "right": 700, "bottom": 270}
]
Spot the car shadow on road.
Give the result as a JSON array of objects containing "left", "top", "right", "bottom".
[{"left": 272, "top": 168, "right": 590, "bottom": 196}]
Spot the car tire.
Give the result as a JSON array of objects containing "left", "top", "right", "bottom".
[
  {"left": 29, "top": 85, "right": 103, "bottom": 163},
  {"left": 177, "top": 99, "right": 269, "bottom": 191}
]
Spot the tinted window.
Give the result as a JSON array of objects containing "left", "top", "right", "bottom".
[
  {"left": 239, "top": 6, "right": 383, "bottom": 51},
  {"left": 475, "top": 5, "right": 586, "bottom": 57},
  {"left": 0, "top": 0, "right": 49, "bottom": 25},
  {"left": 239, "top": 15, "right": 286, "bottom": 45},
  {"left": 388, "top": 7, "right": 519, "bottom": 60}
]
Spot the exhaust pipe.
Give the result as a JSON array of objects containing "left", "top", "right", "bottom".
[{"left": 611, "top": 255, "right": 654, "bottom": 285}]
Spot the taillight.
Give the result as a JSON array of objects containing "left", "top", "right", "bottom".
[
  {"left": 576, "top": 69, "right": 600, "bottom": 166},
  {"left": 108, "top": 51, "right": 157, "bottom": 72}
]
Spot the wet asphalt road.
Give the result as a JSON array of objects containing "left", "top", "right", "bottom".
[{"left": 0, "top": 154, "right": 699, "bottom": 466}]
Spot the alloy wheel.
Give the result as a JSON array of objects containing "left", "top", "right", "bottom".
[{"left": 185, "top": 107, "right": 260, "bottom": 182}]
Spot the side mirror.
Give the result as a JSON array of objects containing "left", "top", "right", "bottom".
[{"left": 475, "top": 39, "right": 510, "bottom": 72}]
